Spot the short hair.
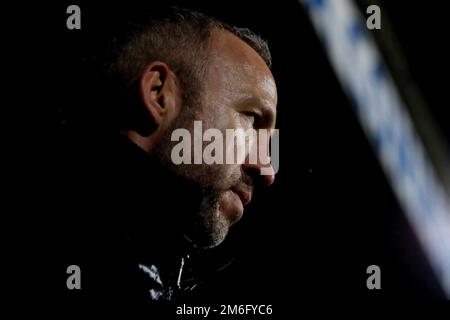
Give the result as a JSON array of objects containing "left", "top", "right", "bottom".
[{"left": 109, "top": 7, "right": 271, "bottom": 117}]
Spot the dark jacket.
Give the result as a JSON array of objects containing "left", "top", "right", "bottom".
[{"left": 58, "top": 133, "right": 232, "bottom": 304}]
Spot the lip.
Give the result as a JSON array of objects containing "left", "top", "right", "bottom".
[{"left": 231, "top": 186, "right": 252, "bottom": 206}]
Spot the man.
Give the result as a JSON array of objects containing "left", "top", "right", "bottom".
[{"left": 90, "top": 7, "right": 277, "bottom": 301}]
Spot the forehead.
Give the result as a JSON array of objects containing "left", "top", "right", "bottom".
[{"left": 206, "top": 29, "right": 277, "bottom": 109}]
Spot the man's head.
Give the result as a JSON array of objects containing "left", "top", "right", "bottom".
[{"left": 112, "top": 8, "right": 277, "bottom": 248}]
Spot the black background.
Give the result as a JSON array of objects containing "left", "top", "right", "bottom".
[{"left": 7, "top": 0, "right": 450, "bottom": 311}]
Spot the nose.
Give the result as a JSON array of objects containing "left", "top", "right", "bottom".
[
  {"left": 240, "top": 129, "right": 276, "bottom": 187},
  {"left": 241, "top": 162, "right": 275, "bottom": 187}
]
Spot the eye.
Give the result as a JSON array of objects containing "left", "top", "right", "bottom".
[
  {"left": 246, "top": 114, "right": 255, "bottom": 126},
  {"left": 241, "top": 112, "right": 258, "bottom": 128}
]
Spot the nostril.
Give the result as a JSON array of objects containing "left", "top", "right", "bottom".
[
  {"left": 262, "top": 171, "right": 275, "bottom": 186},
  {"left": 257, "top": 167, "right": 275, "bottom": 186},
  {"left": 241, "top": 164, "right": 275, "bottom": 187}
]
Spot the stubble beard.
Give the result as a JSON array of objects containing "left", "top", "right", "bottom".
[{"left": 153, "top": 102, "right": 236, "bottom": 249}]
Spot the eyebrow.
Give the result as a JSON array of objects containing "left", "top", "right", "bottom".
[{"left": 237, "top": 96, "right": 277, "bottom": 128}]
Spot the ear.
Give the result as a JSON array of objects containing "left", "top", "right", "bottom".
[
  {"left": 140, "top": 63, "right": 166, "bottom": 127},
  {"left": 125, "top": 62, "right": 181, "bottom": 153}
]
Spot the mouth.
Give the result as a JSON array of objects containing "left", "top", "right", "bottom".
[
  {"left": 231, "top": 185, "right": 252, "bottom": 206},
  {"left": 218, "top": 186, "right": 252, "bottom": 225}
]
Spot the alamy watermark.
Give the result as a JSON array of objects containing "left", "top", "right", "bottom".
[
  {"left": 170, "top": 121, "right": 279, "bottom": 175},
  {"left": 366, "top": 265, "right": 381, "bottom": 290},
  {"left": 366, "top": 5, "right": 381, "bottom": 30}
]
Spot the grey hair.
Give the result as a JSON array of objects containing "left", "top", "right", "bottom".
[{"left": 110, "top": 8, "right": 271, "bottom": 105}]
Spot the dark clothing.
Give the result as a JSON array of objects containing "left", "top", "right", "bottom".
[{"left": 48, "top": 133, "right": 231, "bottom": 304}]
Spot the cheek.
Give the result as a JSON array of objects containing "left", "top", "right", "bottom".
[
  {"left": 197, "top": 163, "right": 239, "bottom": 191},
  {"left": 218, "top": 164, "right": 241, "bottom": 188},
  {"left": 226, "top": 114, "right": 257, "bottom": 164},
  {"left": 201, "top": 92, "right": 234, "bottom": 128},
  {"left": 217, "top": 107, "right": 236, "bottom": 130}
]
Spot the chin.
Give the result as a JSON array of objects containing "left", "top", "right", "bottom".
[
  {"left": 187, "top": 211, "right": 231, "bottom": 249},
  {"left": 194, "top": 223, "right": 230, "bottom": 249}
]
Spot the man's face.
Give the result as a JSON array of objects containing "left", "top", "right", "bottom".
[{"left": 159, "top": 30, "right": 277, "bottom": 248}]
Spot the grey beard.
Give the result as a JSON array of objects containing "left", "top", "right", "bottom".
[{"left": 185, "top": 189, "right": 229, "bottom": 249}]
